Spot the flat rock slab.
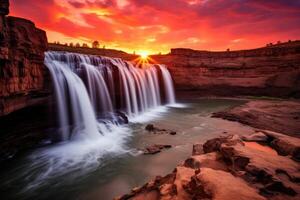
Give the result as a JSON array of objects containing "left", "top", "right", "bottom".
[
  {"left": 212, "top": 100, "right": 300, "bottom": 138},
  {"left": 198, "top": 168, "right": 266, "bottom": 200}
]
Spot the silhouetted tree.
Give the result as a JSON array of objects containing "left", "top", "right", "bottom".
[
  {"left": 92, "top": 40, "right": 100, "bottom": 48},
  {"left": 69, "top": 42, "right": 74, "bottom": 47},
  {"left": 103, "top": 45, "right": 106, "bottom": 49},
  {"left": 82, "top": 43, "right": 89, "bottom": 48},
  {"left": 226, "top": 48, "right": 230, "bottom": 52}
]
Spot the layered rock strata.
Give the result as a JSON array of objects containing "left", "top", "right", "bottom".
[
  {"left": 153, "top": 42, "right": 300, "bottom": 97},
  {"left": 0, "top": 0, "right": 48, "bottom": 117},
  {"left": 116, "top": 132, "right": 300, "bottom": 200}
]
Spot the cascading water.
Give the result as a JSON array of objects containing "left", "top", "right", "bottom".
[
  {"left": 1, "top": 51, "right": 178, "bottom": 192},
  {"left": 45, "top": 51, "right": 176, "bottom": 139}
]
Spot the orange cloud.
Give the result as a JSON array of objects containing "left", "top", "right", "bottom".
[{"left": 10, "top": 0, "right": 300, "bottom": 54}]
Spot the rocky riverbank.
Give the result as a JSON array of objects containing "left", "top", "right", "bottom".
[
  {"left": 116, "top": 100, "right": 300, "bottom": 200},
  {"left": 212, "top": 100, "right": 300, "bottom": 138}
]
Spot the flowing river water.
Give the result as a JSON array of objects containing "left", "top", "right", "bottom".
[
  {"left": 0, "top": 52, "right": 255, "bottom": 199},
  {"left": 0, "top": 98, "right": 255, "bottom": 200}
]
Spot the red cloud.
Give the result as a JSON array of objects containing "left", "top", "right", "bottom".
[{"left": 10, "top": 0, "right": 300, "bottom": 53}]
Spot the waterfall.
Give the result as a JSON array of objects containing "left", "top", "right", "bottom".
[
  {"left": 159, "top": 66, "right": 176, "bottom": 104},
  {"left": 45, "top": 51, "right": 176, "bottom": 140}
]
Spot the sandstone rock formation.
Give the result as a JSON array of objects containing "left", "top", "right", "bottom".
[
  {"left": 212, "top": 100, "right": 300, "bottom": 137},
  {"left": 116, "top": 133, "right": 300, "bottom": 200},
  {"left": 153, "top": 42, "right": 300, "bottom": 98},
  {"left": 0, "top": 0, "right": 50, "bottom": 162},
  {"left": 0, "top": 0, "right": 48, "bottom": 117}
]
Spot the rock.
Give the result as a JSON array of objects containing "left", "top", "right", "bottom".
[
  {"left": 184, "top": 152, "right": 228, "bottom": 171},
  {"left": 118, "top": 133, "right": 300, "bottom": 200},
  {"left": 203, "top": 138, "right": 225, "bottom": 153},
  {"left": 192, "top": 143, "right": 204, "bottom": 155},
  {"left": 170, "top": 131, "right": 177, "bottom": 135},
  {"left": 145, "top": 124, "right": 177, "bottom": 135},
  {"left": 143, "top": 144, "right": 172, "bottom": 155},
  {"left": 153, "top": 41, "right": 300, "bottom": 98},
  {"left": 203, "top": 135, "right": 242, "bottom": 153},
  {"left": 242, "top": 132, "right": 268, "bottom": 142},
  {"left": 0, "top": 0, "right": 49, "bottom": 162},
  {"left": 0, "top": 12, "right": 48, "bottom": 117},
  {"left": 115, "top": 111, "right": 129, "bottom": 124},
  {"left": 198, "top": 168, "right": 266, "bottom": 200},
  {"left": 145, "top": 124, "right": 155, "bottom": 131},
  {"left": 0, "top": 0, "right": 9, "bottom": 15},
  {"left": 292, "top": 147, "right": 300, "bottom": 162},
  {"left": 212, "top": 101, "right": 300, "bottom": 137},
  {"left": 261, "top": 129, "right": 300, "bottom": 158}
]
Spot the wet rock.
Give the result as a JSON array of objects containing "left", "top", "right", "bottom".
[
  {"left": 145, "top": 124, "right": 177, "bottom": 135},
  {"left": 170, "top": 131, "right": 177, "bottom": 135},
  {"left": 145, "top": 124, "right": 155, "bottom": 131},
  {"left": 115, "top": 111, "right": 129, "bottom": 124},
  {"left": 143, "top": 144, "right": 172, "bottom": 155}
]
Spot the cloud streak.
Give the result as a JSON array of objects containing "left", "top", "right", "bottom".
[{"left": 10, "top": 0, "right": 300, "bottom": 53}]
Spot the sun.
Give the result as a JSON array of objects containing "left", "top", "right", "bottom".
[
  {"left": 139, "top": 51, "right": 149, "bottom": 60},
  {"left": 133, "top": 51, "right": 157, "bottom": 68}
]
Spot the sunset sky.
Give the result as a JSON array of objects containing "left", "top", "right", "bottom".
[{"left": 10, "top": 0, "right": 300, "bottom": 54}]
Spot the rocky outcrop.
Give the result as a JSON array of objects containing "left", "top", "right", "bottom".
[
  {"left": 145, "top": 124, "right": 177, "bottom": 135},
  {"left": 153, "top": 42, "right": 300, "bottom": 98},
  {"left": 0, "top": 0, "right": 51, "bottom": 162},
  {"left": 116, "top": 133, "right": 300, "bottom": 200},
  {"left": 212, "top": 100, "right": 300, "bottom": 137},
  {"left": 0, "top": 0, "right": 48, "bottom": 117}
]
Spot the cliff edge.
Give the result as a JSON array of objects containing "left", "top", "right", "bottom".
[
  {"left": 0, "top": 0, "right": 48, "bottom": 117},
  {"left": 154, "top": 42, "right": 300, "bottom": 98}
]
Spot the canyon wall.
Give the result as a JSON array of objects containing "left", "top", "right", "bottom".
[
  {"left": 154, "top": 42, "right": 300, "bottom": 97},
  {"left": 0, "top": 0, "right": 48, "bottom": 117}
]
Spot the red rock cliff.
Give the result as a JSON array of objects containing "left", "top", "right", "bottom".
[
  {"left": 154, "top": 42, "right": 300, "bottom": 97},
  {"left": 0, "top": 0, "right": 48, "bottom": 116}
]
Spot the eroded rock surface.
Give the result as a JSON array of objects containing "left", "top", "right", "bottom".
[
  {"left": 153, "top": 43, "right": 300, "bottom": 98},
  {"left": 0, "top": 0, "right": 49, "bottom": 162},
  {"left": 0, "top": 0, "right": 48, "bottom": 117},
  {"left": 212, "top": 100, "right": 300, "bottom": 137},
  {"left": 116, "top": 133, "right": 300, "bottom": 200}
]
